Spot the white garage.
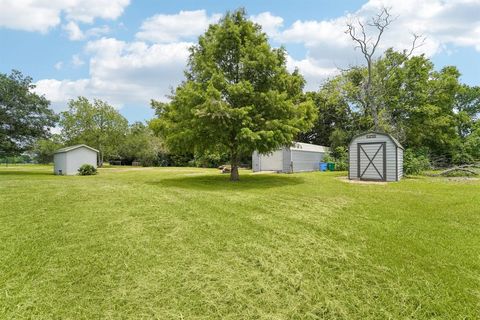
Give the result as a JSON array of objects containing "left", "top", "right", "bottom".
[
  {"left": 348, "top": 132, "right": 404, "bottom": 182},
  {"left": 54, "top": 144, "right": 99, "bottom": 175},
  {"left": 252, "top": 142, "right": 329, "bottom": 173}
]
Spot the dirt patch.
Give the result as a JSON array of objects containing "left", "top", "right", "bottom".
[
  {"left": 336, "top": 176, "right": 387, "bottom": 185},
  {"left": 252, "top": 171, "right": 279, "bottom": 174},
  {"left": 443, "top": 177, "right": 479, "bottom": 182},
  {"left": 183, "top": 172, "right": 211, "bottom": 176},
  {"left": 99, "top": 167, "right": 156, "bottom": 173}
]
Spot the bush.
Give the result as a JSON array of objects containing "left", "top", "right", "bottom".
[
  {"left": 78, "top": 164, "right": 97, "bottom": 176},
  {"left": 194, "top": 151, "right": 229, "bottom": 168},
  {"left": 403, "top": 149, "right": 431, "bottom": 175},
  {"left": 323, "top": 146, "right": 348, "bottom": 171},
  {"left": 452, "top": 148, "right": 475, "bottom": 165}
]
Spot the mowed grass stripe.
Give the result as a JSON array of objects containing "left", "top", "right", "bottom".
[{"left": 0, "top": 166, "right": 479, "bottom": 319}]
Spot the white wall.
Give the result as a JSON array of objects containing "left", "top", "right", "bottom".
[
  {"left": 282, "top": 148, "right": 292, "bottom": 173},
  {"left": 397, "top": 148, "right": 404, "bottom": 179},
  {"left": 257, "top": 150, "right": 284, "bottom": 171},
  {"left": 291, "top": 150, "right": 324, "bottom": 172},
  {"left": 54, "top": 147, "right": 98, "bottom": 175},
  {"left": 65, "top": 147, "right": 97, "bottom": 175},
  {"left": 252, "top": 146, "right": 326, "bottom": 173},
  {"left": 53, "top": 152, "right": 67, "bottom": 175}
]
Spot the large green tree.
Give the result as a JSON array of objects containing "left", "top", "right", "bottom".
[
  {"left": 454, "top": 84, "right": 480, "bottom": 139},
  {"left": 301, "top": 50, "right": 475, "bottom": 164},
  {"left": 119, "top": 122, "right": 165, "bottom": 166},
  {"left": 298, "top": 78, "right": 358, "bottom": 148},
  {"left": 59, "top": 97, "right": 128, "bottom": 165},
  {"left": 0, "top": 70, "right": 57, "bottom": 157},
  {"left": 32, "top": 134, "right": 63, "bottom": 164},
  {"left": 151, "top": 9, "right": 316, "bottom": 181}
]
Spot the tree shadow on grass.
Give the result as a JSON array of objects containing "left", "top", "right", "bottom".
[
  {"left": 0, "top": 170, "right": 53, "bottom": 176},
  {"left": 148, "top": 173, "right": 305, "bottom": 191}
]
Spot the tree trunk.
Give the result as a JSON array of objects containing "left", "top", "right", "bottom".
[
  {"left": 229, "top": 149, "right": 240, "bottom": 181},
  {"left": 98, "top": 151, "right": 104, "bottom": 167},
  {"left": 366, "top": 60, "right": 379, "bottom": 130},
  {"left": 230, "top": 163, "right": 239, "bottom": 181},
  {"left": 372, "top": 103, "right": 379, "bottom": 130}
]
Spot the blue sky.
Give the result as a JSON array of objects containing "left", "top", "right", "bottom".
[{"left": 1, "top": 0, "right": 479, "bottom": 123}]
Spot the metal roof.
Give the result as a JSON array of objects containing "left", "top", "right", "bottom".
[
  {"left": 290, "top": 142, "right": 329, "bottom": 153},
  {"left": 54, "top": 144, "right": 99, "bottom": 154},
  {"left": 350, "top": 131, "right": 404, "bottom": 150}
]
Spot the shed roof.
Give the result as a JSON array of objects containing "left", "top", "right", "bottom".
[
  {"left": 350, "top": 131, "right": 404, "bottom": 150},
  {"left": 290, "top": 142, "right": 329, "bottom": 153},
  {"left": 54, "top": 144, "right": 99, "bottom": 154}
]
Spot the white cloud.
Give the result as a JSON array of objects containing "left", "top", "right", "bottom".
[
  {"left": 250, "top": 12, "right": 283, "bottom": 38},
  {"left": 85, "top": 25, "right": 111, "bottom": 38},
  {"left": 136, "top": 10, "right": 221, "bottom": 43},
  {"left": 35, "top": 79, "right": 90, "bottom": 109},
  {"left": 54, "top": 61, "right": 63, "bottom": 70},
  {"left": 34, "top": 3, "right": 480, "bottom": 114},
  {"left": 63, "top": 21, "right": 85, "bottom": 40},
  {"left": 71, "top": 54, "right": 85, "bottom": 67},
  {"left": 62, "top": 0, "right": 130, "bottom": 24},
  {"left": 63, "top": 22, "right": 111, "bottom": 41},
  {"left": 35, "top": 38, "right": 191, "bottom": 111},
  {"left": 280, "top": 0, "right": 480, "bottom": 88},
  {"left": 0, "top": 0, "right": 129, "bottom": 33},
  {"left": 287, "top": 55, "right": 339, "bottom": 91}
]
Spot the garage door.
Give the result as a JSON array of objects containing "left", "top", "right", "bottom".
[
  {"left": 358, "top": 142, "right": 386, "bottom": 181},
  {"left": 259, "top": 150, "right": 283, "bottom": 171}
]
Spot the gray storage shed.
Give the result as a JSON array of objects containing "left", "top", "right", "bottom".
[
  {"left": 348, "top": 132, "right": 404, "bottom": 181},
  {"left": 252, "top": 142, "right": 329, "bottom": 173},
  {"left": 54, "top": 144, "right": 98, "bottom": 175}
]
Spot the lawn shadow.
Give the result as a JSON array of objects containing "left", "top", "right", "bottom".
[
  {"left": 148, "top": 173, "right": 305, "bottom": 191},
  {"left": 0, "top": 170, "right": 53, "bottom": 176}
]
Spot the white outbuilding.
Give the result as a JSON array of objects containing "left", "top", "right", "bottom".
[
  {"left": 252, "top": 142, "right": 329, "bottom": 173},
  {"left": 348, "top": 132, "right": 404, "bottom": 182},
  {"left": 53, "top": 144, "right": 99, "bottom": 175}
]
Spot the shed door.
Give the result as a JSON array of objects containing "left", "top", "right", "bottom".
[{"left": 357, "top": 142, "right": 386, "bottom": 181}]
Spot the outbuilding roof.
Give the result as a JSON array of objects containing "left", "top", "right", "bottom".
[
  {"left": 290, "top": 142, "right": 329, "bottom": 153},
  {"left": 54, "top": 144, "right": 99, "bottom": 154},
  {"left": 350, "top": 131, "right": 404, "bottom": 150}
]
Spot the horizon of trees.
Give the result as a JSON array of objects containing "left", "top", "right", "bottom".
[{"left": 1, "top": 8, "right": 479, "bottom": 171}]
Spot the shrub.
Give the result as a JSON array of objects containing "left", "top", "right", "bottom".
[
  {"left": 403, "top": 149, "right": 431, "bottom": 175},
  {"left": 323, "top": 146, "right": 348, "bottom": 171},
  {"left": 194, "top": 151, "right": 229, "bottom": 168},
  {"left": 78, "top": 164, "right": 97, "bottom": 176},
  {"left": 452, "top": 148, "right": 475, "bottom": 165}
]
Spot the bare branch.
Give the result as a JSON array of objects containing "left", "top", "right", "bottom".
[
  {"left": 405, "top": 33, "right": 426, "bottom": 57},
  {"left": 344, "top": 6, "right": 395, "bottom": 129}
]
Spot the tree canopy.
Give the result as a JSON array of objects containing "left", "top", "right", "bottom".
[
  {"left": 32, "top": 134, "right": 63, "bottom": 164},
  {"left": 150, "top": 9, "right": 317, "bottom": 180},
  {"left": 300, "top": 49, "right": 480, "bottom": 165},
  {"left": 118, "top": 122, "right": 165, "bottom": 166},
  {"left": 0, "top": 70, "right": 57, "bottom": 157},
  {"left": 59, "top": 97, "right": 128, "bottom": 165}
]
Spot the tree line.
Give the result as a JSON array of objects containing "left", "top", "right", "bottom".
[
  {"left": 1, "top": 8, "right": 479, "bottom": 180},
  {"left": 299, "top": 49, "right": 480, "bottom": 168}
]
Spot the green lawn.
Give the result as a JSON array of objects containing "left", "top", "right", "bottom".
[{"left": 0, "top": 166, "right": 479, "bottom": 319}]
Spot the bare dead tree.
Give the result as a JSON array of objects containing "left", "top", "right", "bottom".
[
  {"left": 376, "top": 32, "right": 425, "bottom": 141},
  {"left": 345, "top": 7, "right": 424, "bottom": 130}
]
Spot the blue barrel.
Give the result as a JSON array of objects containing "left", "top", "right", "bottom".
[{"left": 319, "top": 162, "right": 327, "bottom": 171}]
